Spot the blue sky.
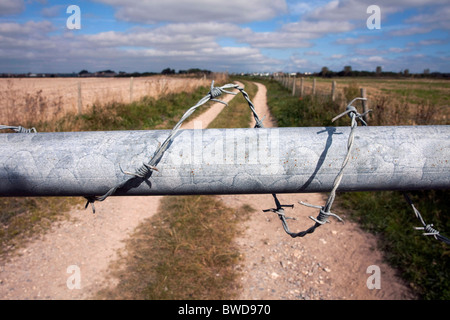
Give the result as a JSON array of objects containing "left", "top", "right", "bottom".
[{"left": 0, "top": 0, "right": 448, "bottom": 74}]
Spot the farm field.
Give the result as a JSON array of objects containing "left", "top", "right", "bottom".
[
  {"left": 316, "top": 77, "right": 449, "bottom": 106},
  {"left": 0, "top": 75, "right": 217, "bottom": 124},
  {"left": 276, "top": 76, "right": 449, "bottom": 126}
]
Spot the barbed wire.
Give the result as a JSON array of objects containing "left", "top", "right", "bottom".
[
  {"left": 263, "top": 97, "right": 370, "bottom": 238},
  {"left": 0, "top": 125, "right": 36, "bottom": 133},
  {"left": 403, "top": 193, "right": 450, "bottom": 244},
  {"left": 84, "top": 81, "right": 265, "bottom": 212}
]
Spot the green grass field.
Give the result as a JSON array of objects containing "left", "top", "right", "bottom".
[{"left": 311, "top": 77, "right": 450, "bottom": 106}]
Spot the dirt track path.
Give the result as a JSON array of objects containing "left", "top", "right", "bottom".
[{"left": 0, "top": 82, "right": 415, "bottom": 300}]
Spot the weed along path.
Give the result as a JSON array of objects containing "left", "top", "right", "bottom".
[
  {"left": 219, "top": 82, "right": 415, "bottom": 300},
  {"left": 0, "top": 81, "right": 415, "bottom": 300},
  {"left": 0, "top": 85, "right": 237, "bottom": 300}
]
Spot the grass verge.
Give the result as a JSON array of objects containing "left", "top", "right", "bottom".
[
  {"left": 33, "top": 86, "right": 212, "bottom": 132},
  {"left": 208, "top": 81, "right": 258, "bottom": 128},
  {"left": 0, "top": 197, "right": 83, "bottom": 257},
  {"left": 96, "top": 196, "right": 253, "bottom": 300},
  {"left": 246, "top": 77, "right": 449, "bottom": 300}
]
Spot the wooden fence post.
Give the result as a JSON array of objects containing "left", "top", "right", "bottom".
[
  {"left": 360, "top": 87, "right": 369, "bottom": 122},
  {"left": 300, "top": 77, "right": 304, "bottom": 97},
  {"left": 292, "top": 76, "right": 296, "bottom": 96},
  {"left": 312, "top": 78, "right": 316, "bottom": 95},
  {"left": 331, "top": 81, "right": 336, "bottom": 101},
  {"left": 77, "top": 81, "right": 82, "bottom": 115}
]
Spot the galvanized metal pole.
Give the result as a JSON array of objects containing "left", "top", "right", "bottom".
[{"left": 0, "top": 125, "right": 448, "bottom": 197}]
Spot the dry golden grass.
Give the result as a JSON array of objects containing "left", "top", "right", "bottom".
[{"left": 0, "top": 74, "right": 228, "bottom": 125}]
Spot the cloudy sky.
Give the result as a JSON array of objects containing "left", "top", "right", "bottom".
[{"left": 0, "top": 0, "right": 449, "bottom": 74}]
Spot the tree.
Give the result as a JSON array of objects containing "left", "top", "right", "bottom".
[
  {"left": 161, "top": 68, "right": 175, "bottom": 75},
  {"left": 343, "top": 65, "right": 352, "bottom": 76},
  {"left": 320, "top": 66, "right": 329, "bottom": 77},
  {"left": 376, "top": 66, "right": 382, "bottom": 76}
]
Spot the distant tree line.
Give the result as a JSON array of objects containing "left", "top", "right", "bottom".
[
  {"left": 314, "top": 65, "right": 449, "bottom": 79},
  {"left": 115, "top": 67, "right": 212, "bottom": 77}
]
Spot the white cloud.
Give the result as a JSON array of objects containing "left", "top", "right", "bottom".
[
  {"left": 239, "top": 20, "right": 354, "bottom": 49},
  {"left": 239, "top": 31, "right": 312, "bottom": 48},
  {"left": 366, "top": 56, "right": 386, "bottom": 63},
  {"left": 281, "top": 20, "right": 353, "bottom": 34},
  {"left": 355, "top": 48, "right": 385, "bottom": 55},
  {"left": 286, "top": 0, "right": 330, "bottom": 15},
  {"left": 289, "top": 55, "right": 308, "bottom": 66},
  {"left": 41, "top": 5, "right": 65, "bottom": 18},
  {"left": 304, "top": 51, "right": 321, "bottom": 56},
  {"left": 94, "top": 0, "right": 287, "bottom": 23},
  {"left": 406, "top": 6, "right": 450, "bottom": 30},
  {"left": 82, "top": 20, "right": 341, "bottom": 51},
  {"left": 388, "top": 47, "right": 411, "bottom": 53},
  {"left": 412, "top": 39, "right": 448, "bottom": 46},
  {"left": 0, "top": 0, "right": 25, "bottom": 16},
  {"left": 335, "top": 37, "right": 369, "bottom": 45},
  {"left": 389, "top": 26, "right": 432, "bottom": 36},
  {"left": 305, "top": 0, "right": 369, "bottom": 22},
  {"left": 0, "top": 20, "right": 54, "bottom": 37},
  {"left": 0, "top": 19, "right": 283, "bottom": 73},
  {"left": 82, "top": 22, "right": 247, "bottom": 51},
  {"left": 305, "top": 0, "right": 449, "bottom": 26}
]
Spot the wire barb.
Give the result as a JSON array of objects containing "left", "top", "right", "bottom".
[
  {"left": 403, "top": 193, "right": 450, "bottom": 244},
  {"left": 298, "top": 201, "right": 344, "bottom": 225}
]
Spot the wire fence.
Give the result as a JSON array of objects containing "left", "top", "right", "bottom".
[
  {"left": 0, "top": 80, "right": 448, "bottom": 245},
  {"left": 274, "top": 74, "right": 341, "bottom": 100}
]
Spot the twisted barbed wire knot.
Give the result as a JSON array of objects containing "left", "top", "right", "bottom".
[
  {"left": 208, "top": 80, "right": 237, "bottom": 106},
  {"left": 120, "top": 162, "right": 159, "bottom": 179},
  {"left": 298, "top": 201, "right": 344, "bottom": 225},
  {"left": 416, "top": 224, "right": 440, "bottom": 237},
  {"left": 403, "top": 193, "right": 450, "bottom": 244},
  {"left": 0, "top": 125, "right": 37, "bottom": 133},
  {"left": 332, "top": 97, "right": 371, "bottom": 126},
  {"left": 254, "top": 115, "right": 266, "bottom": 129},
  {"left": 263, "top": 194, "right": 295, "bottom": 220}
]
